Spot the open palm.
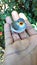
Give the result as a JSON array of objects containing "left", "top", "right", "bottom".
[{"left": 4, "top": 11, "right": 37, "bottom": 65}]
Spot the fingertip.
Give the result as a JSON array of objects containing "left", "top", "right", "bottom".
[
  {"left": 11, "top": 11, "right": 18, "bottom": 15},
  {"left": 19, "top": 13, "right": 27, "bottom": 21},
  {"left": 11, "top": 11, "right": 19, "bottom": 21},
  {"left": 5, "top": 16, "right": 12, "bottom": 24},
  {"left": 11, "top": 11, "right": 17, "bottom": 14}
]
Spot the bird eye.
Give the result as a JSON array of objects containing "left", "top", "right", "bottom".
[{"left": 19, "top": 22, "right": 24, "bottom": 25}]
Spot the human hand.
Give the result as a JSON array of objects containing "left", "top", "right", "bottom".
[{"left": 4, "top": 11, "right": 37, "bottom": 65}]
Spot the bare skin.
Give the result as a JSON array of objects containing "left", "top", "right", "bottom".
[{"left": 4, "top": 11, "right": 37, "bottom": 65}]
